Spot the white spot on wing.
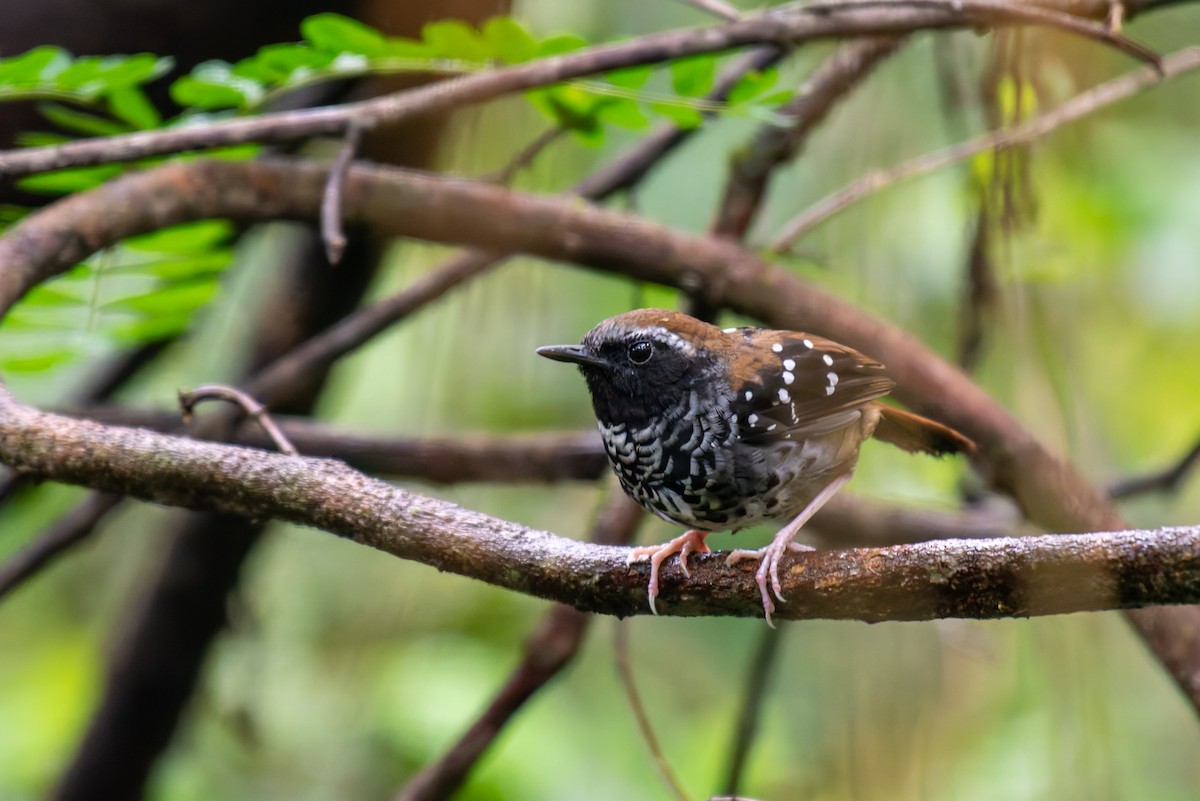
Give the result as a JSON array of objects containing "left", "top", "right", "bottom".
[
  {"left": 723, "top": 327, "right": 738, "bottom": 333},
  {"left": 782, "top": 371, "right": 794, "bottom": 385},
  {"left": 783, "top": 359, "right": 795, "bottom": 371},
  {"left": 827, "top": 371, "right": 839, "bottom": 386},
  {"left": 748, "top": 413, "right": 758, "bottom": 426},
  {"left": 803, "top": 339, "right": 813, "bottom": 349},
  {"left": 822, "top": 354, "right": 834, "bottom": 366},
  {"left": 778, "top": 388, "right": 791, "bottom": 403},
  {"left": 745, "top": 390, "right": 753, "bottom": 401},
  {"left": 772, "top": 343, "right": 783, "bottom": 353}
]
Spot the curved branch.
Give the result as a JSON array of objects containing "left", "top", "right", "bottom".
[{"left": 0, "top": 0, "right": 1167, "bottom": 177}]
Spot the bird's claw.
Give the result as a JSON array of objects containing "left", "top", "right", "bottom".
[
  {"left": 627, "top": 530, "right": 710, "bottom": 615},
  {"left": 727, "top": 542, "right": 815, "bottom": 624}
]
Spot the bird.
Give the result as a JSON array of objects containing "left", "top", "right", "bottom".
[{"left": 537, "top": 309, "right": 975, "bottom": 624}]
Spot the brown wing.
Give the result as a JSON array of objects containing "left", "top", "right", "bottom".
[{"left": 724, "top": 329, "right": 895, "bottom": 444}]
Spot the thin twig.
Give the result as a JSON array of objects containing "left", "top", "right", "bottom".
[
  {"left": 771, "top": 46, "right": 1200, "bottom": 251},
  {"left": 484, "top": 125, "right": 567, "bottom": 185},
  {"left": 1110, "top": 432, "right": 1200, "bottom": 499},
  {"left": 0, "top": 0, "right": 1169, "bottom": 178},
  {"left": 800, "top": 0, "right": 1162, "bottom": 70},
  {"left": 320, "top": 121, "right": 364, "bottom": 265},
  {"left": 614, "top": 622, "right": 692, "bottom": 801},
  {"left": 0, "top": 492, "right": 122, "bottom": 600},
  {"left": 721, "top": 626, "right": 784, "bottom": 796},
  {"left": 178, "top": 384, "right": 298, "bottom": 456}
]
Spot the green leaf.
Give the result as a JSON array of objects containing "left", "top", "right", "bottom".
[
  {"left": 17, "top": 164, "right": 123, "bottom": 194},
  {"left": 124, "top": 220, "right": 234, "bottom": 253},
  {"left": 596, "top": 97, "right": 649, "bottom": 130},
  {"left": 13, "top": 284, "right": 84, "bottom": 308},
  {"left": 527, "top": 84, "right": 601, "bottom": 131},
  {"left": 756, "top": 89, "right": 796, "bottom": 106},
  {"left": 379, "top": 37, "right": 434, "bottom": 59},
  {"left": 171, "top": 75, "right": 245, "bottom": 109},
  {"left": 96, "top": 53, "right": 173, "bottom": 88},
  {"left": 107, "top": 86, "right": 161, "bottom": 129},
  {"left": 420, "top": 20, "right": 490, "bottom": 61},
  {"left": 302, "top": 13, "right": 387, "bottom": 57},
  {"left": 605, "top": 64, "right": 653, "bottom": 90},
  {"left": 56, "top": 54, "right": 171, "bottom": 94},
  {"left": 240, "top": 44, "right": 333, "bottom": 83},
  {"left": 103, "top": 279, "right": 218, "bottom": 314},
  {"left": 567, "top": 120, "right": 605, "bottom": 148},
  {"left": 0, "top": 46, "right": 71, "bottom": 87},
  {"left": 108, "top": 313, "right": 193, "bottom": 345},
  {"left": 37, "top": 103, "right": 130, "bottom": 137},
  {"left": 171, "top": 61, "right": 263, "bottom": 110},
  {"left": 727, "top": 67, "right": 779, "bottom": 105},
  {"left": 649, "top": 100, "right": 703, "bottom": 130},
  {"left": 537, "top": 33, "right": 589, "bottom": 57},
  {"left": 1, "top": 348, "right": 77, "bottom": 373},
  {"left": 123, "top": 254, "right": 231, "bottom": 281},
  {"left": 481, "top": 16, "right": 538, "bottom": 63},
  {"left": 52, "top": 58, "right": 104, "bottom": 95},
  {"left": 670, "top": 54, "right": 716, "bottom": 98}
]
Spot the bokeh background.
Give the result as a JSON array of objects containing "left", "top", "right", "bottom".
[{"left": 2, "top": 0, "right": 1200, "bottom": 799}]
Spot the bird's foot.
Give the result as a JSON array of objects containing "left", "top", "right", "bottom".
[
  {"left": 627, "top": 530, "right": 711, "bottom": 614},
  {"left": 726, "top": 542, "right": 815, "bottom": 626}
]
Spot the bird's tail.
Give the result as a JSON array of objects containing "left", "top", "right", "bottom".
[{"left": 871, "top": 403, "right": 976, "bottom": 458}]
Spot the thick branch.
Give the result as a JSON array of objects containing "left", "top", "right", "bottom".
[{"left": 1, "top": 393, "right": 1198, "bottom": 620}]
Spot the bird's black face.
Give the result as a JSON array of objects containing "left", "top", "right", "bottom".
[{"left": 537, "top": 320, "right": 701, "bottom": 428}]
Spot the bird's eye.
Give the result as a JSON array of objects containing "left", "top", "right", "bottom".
[{"left": 627, "top": 340, "right": 653, "bottom": 365}]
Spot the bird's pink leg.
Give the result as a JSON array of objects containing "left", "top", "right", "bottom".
[
  {"left": 627, "top": 529, "right": 711, "bottom": 614},
  {"left": 727, "top": 472, "right": 853, "bottom": 626}
]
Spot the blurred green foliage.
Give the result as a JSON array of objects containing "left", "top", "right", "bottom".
[{"left": 2, "top": 1, "right": 1200, "bottom": 800}]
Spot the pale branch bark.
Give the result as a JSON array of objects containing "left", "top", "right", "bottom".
[
  {"left": 0, "top": 0, "right": 1170, "bottom": 178},
  {"left": 771, "top": 46, "right": 1200, "bottom": 249},
  {"left": 1, "top": 390, "right": 1198, "bottom": 620}
]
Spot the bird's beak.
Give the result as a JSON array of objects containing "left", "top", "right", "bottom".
[{"left": 536, "top": 344, "right": 607, "bottom": 369}]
